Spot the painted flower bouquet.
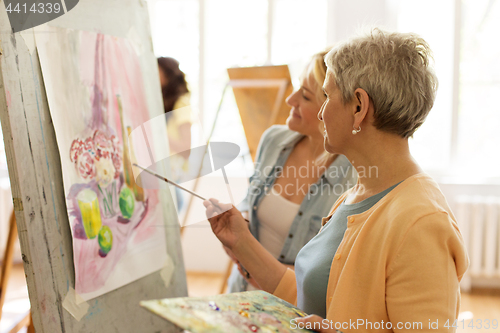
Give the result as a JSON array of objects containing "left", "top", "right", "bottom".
[
  {"left": 68, "top": 129, "right": 127, "bottom": 257},
  {"left": 70, "top": 129, "right": 122, "bottom": 187}
]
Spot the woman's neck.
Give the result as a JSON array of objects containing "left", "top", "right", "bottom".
[
  {"left": 347, "top": 134, "right": 422, "bottom": 200},
  {"left": 299, "top": 133, "right": 328, "bottom": 161}
]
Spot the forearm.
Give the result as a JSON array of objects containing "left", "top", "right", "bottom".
[{"left": 232, "top": 234, "right": 288, "bottom": 293}]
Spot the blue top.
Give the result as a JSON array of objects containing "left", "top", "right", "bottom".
[
  {"left": 227, "top": 125, "right": 357, "bottom": 292},
  {"left": 295, "top": 181, "right": 402, "bottom": 317}
]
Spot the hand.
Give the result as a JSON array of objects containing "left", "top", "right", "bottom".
[
  {"left": 204, "top": 198, "right": 251, "bottom": 250},
  {"left": 295, "top": 315, "right": 336, "bottom": 332}
]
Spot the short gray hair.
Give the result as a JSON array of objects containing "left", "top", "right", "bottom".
[{"left": 325, "top": 28, "right": 438, "bottom": 138}]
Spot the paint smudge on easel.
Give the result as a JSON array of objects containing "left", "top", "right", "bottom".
[{"left": 5, "top": 90, "right": 11, "bottom": 108}]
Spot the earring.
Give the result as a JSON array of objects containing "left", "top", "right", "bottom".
[{"left": 352, "top": 126, "right": 361, "bottom": 135}]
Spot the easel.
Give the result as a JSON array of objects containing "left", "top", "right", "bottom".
[
  {"left": 0, "top": 1, "right": 188, "bottom": 331},
  {"left": 178, "top": 66, "right": 293, "bottom": 293},
  {"left": 0, "top": 211, "right": 34, "bottom": 333}
]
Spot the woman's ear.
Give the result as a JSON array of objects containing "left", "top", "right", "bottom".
[{"left": 353, "top": 88, "right": 370, "bottom": 129}]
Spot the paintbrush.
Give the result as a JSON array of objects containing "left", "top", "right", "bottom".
[
  {"left": 132, "top": 163, "right": 249, "bottom": 221},
  {"left": 133, "top": 163, "right": 253, "bottom": 280}
]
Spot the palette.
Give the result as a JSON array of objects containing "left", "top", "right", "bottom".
[{"left": 140, "top": 290, "right": 312, "bottom": 333}]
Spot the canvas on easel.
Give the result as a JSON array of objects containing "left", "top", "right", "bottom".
[
  {"left": 227, "top": 65, "right": 293, "bottom": 161},
  {"left": 35, "top": 27, "right": 170, "bottom": 301}
]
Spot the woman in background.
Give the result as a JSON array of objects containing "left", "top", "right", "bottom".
[
  {"left": 206, "top": 29, "right": 468, "bottom": 332},
  {"left": 227, "top": 50, "right": 357, "bottom": 292},
  {"left": 158, "top": 56, "right": 191, "bottom": 160},
  {"left": 158, "top": 57, "right": 192, "bottom": 210}
]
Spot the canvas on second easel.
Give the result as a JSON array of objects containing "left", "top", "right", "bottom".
[{"left": 227, "top": 65, "right": 293, "bottom": 161}]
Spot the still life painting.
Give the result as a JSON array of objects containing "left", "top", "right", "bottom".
[
  {"left": 140, "top": 291, "right": 313, "bottom": 333},
  {"left": 36, "top": 27, "right": 171, "bottom": 300}
]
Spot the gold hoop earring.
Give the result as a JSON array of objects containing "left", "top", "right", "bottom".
[{"left": 352, "top": 126, "right": 361, "bottom": 135}]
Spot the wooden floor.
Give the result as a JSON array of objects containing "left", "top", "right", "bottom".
[
  {"left": 459, "top": 291, "right": 500, "bottom": 332},
  {"left": 1, "top": 264, "right": 30, "bottom": 333},
  {"left": 186, "top": 271, "right": 227, "bottom": 297},
  {"left": 3, "top": 264, "right": 500, "bottom": 332}
]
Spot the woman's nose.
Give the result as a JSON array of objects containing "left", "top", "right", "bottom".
[
  {"left": 286, "top": 90, "right": 299, "bottom": 107},
  {"left": 318, "top": 102, "right": 326, "bottom": 121}
]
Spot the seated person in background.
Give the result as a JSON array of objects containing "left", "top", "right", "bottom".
[
  {"left": 206, "top": 28, "right": 469, "bottom": 332},
  {"left": 227, "top": 49, "right": 357, "bottom": 292},
  {"left": 158, "top": 57, "right": 192, "bottom": 210}
]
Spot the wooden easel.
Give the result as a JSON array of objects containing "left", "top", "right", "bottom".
[
  {"left": 177, "top": 66, "right": 293, "bottom": 292},
  {"left": 181, "top": 65, "right": 294, "bottom": 232},
  {"left": 227, "top": 65, "right": 293, "bottom": 161},
  {"left": 0, "top": 211, "right": 34, "bottom": 333},
  {"left": 181, "top": 65, "right": 293, "bottom": 230},
  {"left": 0, "top": 1, "right": 188, "bottom": 331},
  {"left": 177, "top": 66, "right": 293, "bottom": 293},
  {"left": 217, "top": 66, "right": 294, "bottom": 293}
]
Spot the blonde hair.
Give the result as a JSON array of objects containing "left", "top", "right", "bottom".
[
  {"left": 303, "top": 48, "right": 336, "bottom": 165},
  {"left": 302, "top": 49, "right": 330, "bottom": 104},
  {"left": 325, "top": 28, "right": 438, "bottom": 138}
]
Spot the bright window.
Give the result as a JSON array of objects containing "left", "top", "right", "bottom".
[
  {"left": 396, "top": 0, "right": 455, "bottom": 176},
  {"left": 151, "top": 0, "right": 200, "bottom": 111},
  {"left": 397, "top": 0, "right": 500, "bottom": 181},
  {"left": 146, "top": 0, "right": 500, "bottom": 181},
  {"left": 457, "top": 0, "right": 500, "bottom": 179},
  {"left": 272, "top": 0, "right": 328, "bottom": 77},
  {"left": 149, "top": 0, "right": 329, "bottom": 175}
]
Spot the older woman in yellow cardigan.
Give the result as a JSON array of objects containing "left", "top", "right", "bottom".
[{"left": 205, "top": 28, "right": 468, "bottom": 333}]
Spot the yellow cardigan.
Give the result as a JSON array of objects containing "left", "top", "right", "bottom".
[{"left": 274, "top": 173, "right": 469, "bottom": 332}]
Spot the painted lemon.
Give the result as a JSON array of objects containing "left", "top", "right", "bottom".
[
  {"left": 119, "top": 186, "right": 135, "bottom": 219},
  {"left": 98, "top": 225, "right": 113, "bottom": 254}
]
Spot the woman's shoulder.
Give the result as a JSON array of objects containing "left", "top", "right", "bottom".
[
  {"left": 379, "top": 173, "right": 457, "bottom": 230},
  {"left": 254, "top": 125, "right": 300, "bottom": 159},
  {"left": 369, "top": 174, "right": 465, "bottom": 265},
  {"left": 393, "top": 174, "right": 450, "bottom": 212},
  {"left": 382, "top": 175, "right": 468, "bottom": 276},
  {"left": 173, "top": 92, "right": 191, "bottom": 110},
  {"left": 260, "top": 125, "right": 298, "bottom": 144}
]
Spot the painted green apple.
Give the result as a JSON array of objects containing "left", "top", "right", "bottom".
[
  {"left": 119, "top": 186, "right": 135, "bottom": 219},
  {"left": 98, "top": 225, "right": 113, "bottom": 255}
]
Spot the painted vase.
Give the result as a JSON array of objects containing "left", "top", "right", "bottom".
[
  {"left": 98, "top": 180, "right": 118, "bottom": 218},
  {"left": 77, "top": 188, "right": 103, "bottom": 239}
]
